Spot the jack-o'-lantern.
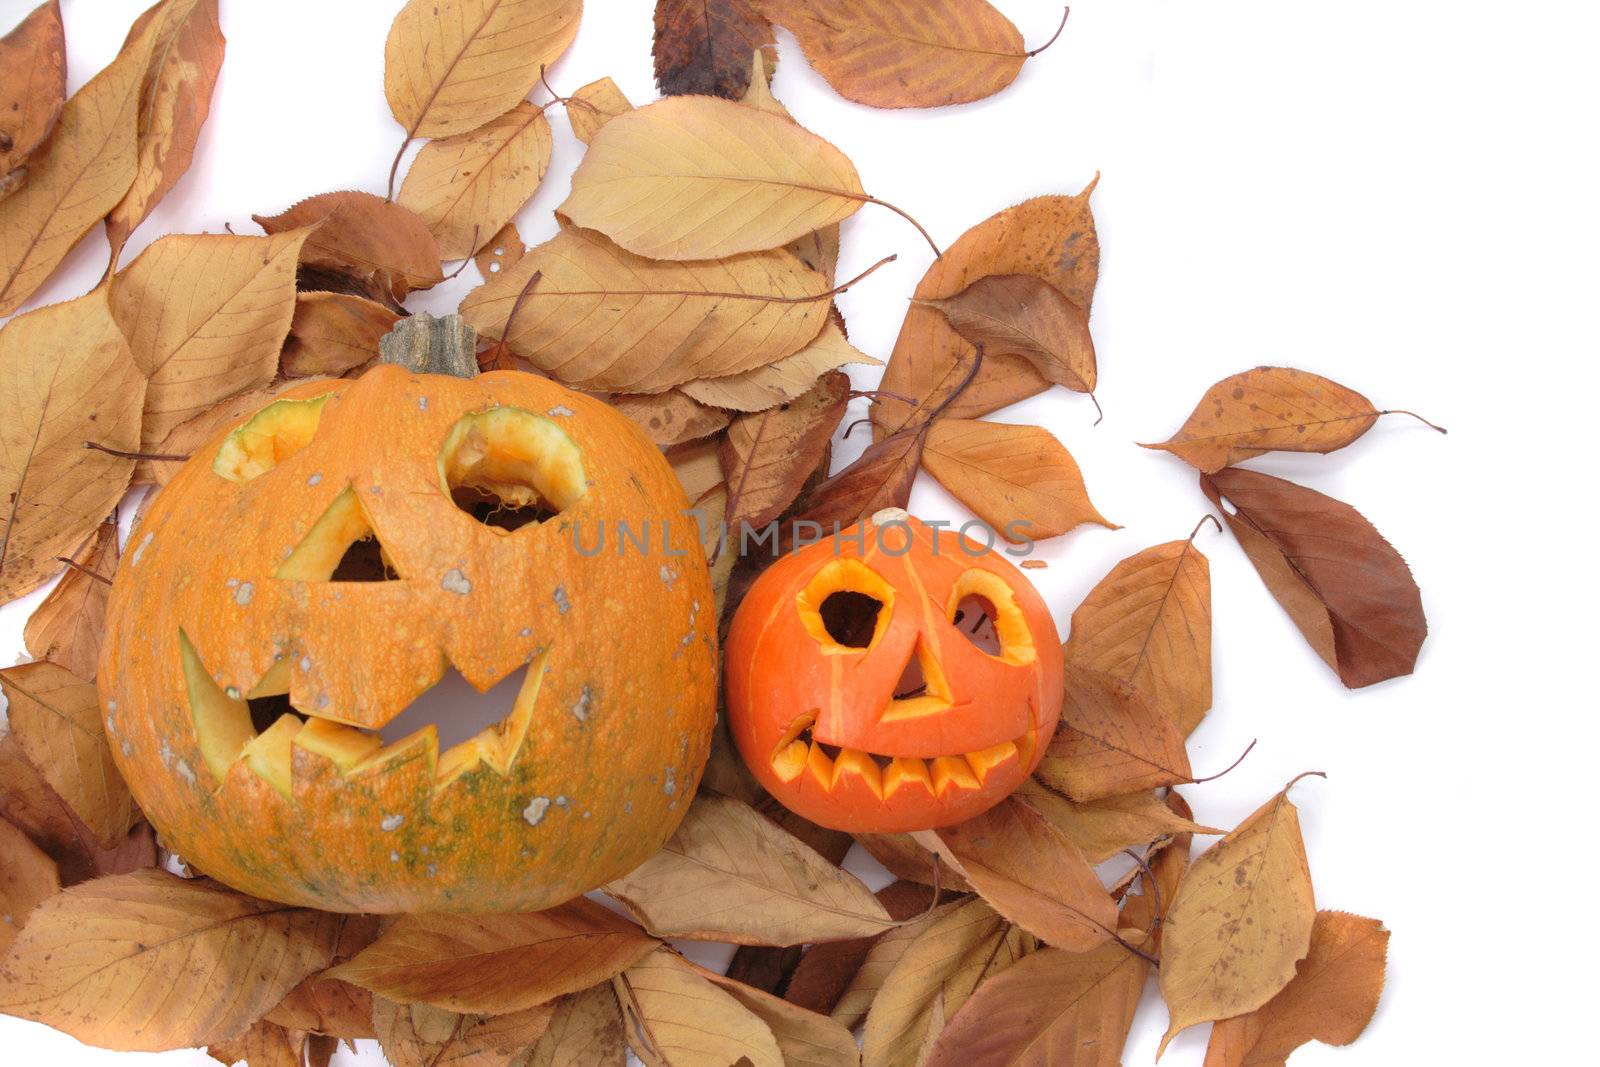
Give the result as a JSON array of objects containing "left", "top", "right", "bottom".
[
  {"left": 99, "top": 317, "right": 716, "bottom": 913},
  {"left": 724, "top": 509, "right": 1063, "bottom": 832}
]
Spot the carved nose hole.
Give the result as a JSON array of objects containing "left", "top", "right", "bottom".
[
  {"left": 951, "top": 593, "right": 1002, "bottom": 656},
  {"left": 893, "top": 647, "right": 927, "bottom": 699},
  {"left": 818, "top": 591, "right": 883, "bottom": 648}
]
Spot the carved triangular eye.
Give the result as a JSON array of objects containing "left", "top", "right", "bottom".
[{"left": 275, "top": 486, "right": 402, "bottom": 582}]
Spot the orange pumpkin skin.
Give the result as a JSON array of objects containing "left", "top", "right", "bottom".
[
  {"left": 724, "top": 511, "right": 1063, "bottom": 833},
  {"left": 100, "top": 364, "right": 716, "bottom": 913}
]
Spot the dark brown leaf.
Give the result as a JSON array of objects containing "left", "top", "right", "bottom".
[
  {"left": 654, "top": 0, "right": 776, "bottom": 99},
  {"left": 789, "top": 428, "right": 924, "bottom": 535},
  {"left": 720, "top": 370, "right": 850, "bottom": 534},
  {"left": 253, "top": 191, "right": 444, "bottom": 303}
]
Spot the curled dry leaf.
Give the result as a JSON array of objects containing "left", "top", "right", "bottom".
[
  {"left": 605, "top": 794, "right": 894, "bottom": 946},
  {"left": 328, "top": 896, "right": 658, "bottom": 1014},
  {"left": 875, "top": 179, "right": 1099, "bottom": 435},
  {"left": 0, "top": 869, "right": 343, "bottom": 1052},
  {"left": 719, "top": 370, "right": 851, "bottom": 533},
  {"left": 922, "top": 419, "right": 1116, "bottom": 540},
  {"left": 567, "top": 75, "right": 632, "bottom": 144},
  {"left": 920, "top": 273, "right": 1095, "bottom": 395},
  {"left": 616, "top": 948, "right": 783, "bottom": 1067},
  {"left": 684, "top": 318, "right": 878, "bottom": 412},
  {"left": 1144, "top": 366, "right": 1442, "bottom": 473},
  {"left": 923, "top": 939, "right": 1147, "bottom": 1067},
  {"left": 474, "top": 220, "right": 526, "bottom": 280},
  {"left": 0, "top": 661, "right": 133, "bottom": 848},
  {"left": 105, "top": 0, "right": 226, "bottom": 257},
  {"left": 280, "top": 291, "right": 399, "bottom": 377},
  {"left": 1067, "top": 529, "right": 1214, "bottom": 735},
  {"left": 254, "top": 191, "right": 443, "bottom": 303},
  {"left": 525, "top": 984, "right": 627, "bottom": 1067},
  {"left": 755, "top": 0, "right": 1026, "bottom": 109},
  {"left": 111, "top": 228, "right": 311, "bottom": 448},
  {"left": 0, "top": 286, "right": 144, "bottom": 603},
  {"left": 460, "top": 225, "right": 832, "bottom": 392},
  {"left": 653, "top": 0, "right": 776, "bottom": 100},
  {"left": 373, "top": 997, "right": 556, "bottom": 1067},
  {"left": 559, "top": 95, "right": 866, "bottom": 261},
  {"left": 1036, "top": 664, "right": 1194, "bottom": 802},
  {"left": 0, "top": 734, "right": 155, "bottom": 885},
  {"left": 0, "top": 815, "right": 59, "bottom": 954},
  {"left": 0, "top": 0, "right": 66, "bottom": 176},
  {"left": 384, "top": 0, "right": 582, "bottom": 140},
  {"left": 791, "top": 427, "right": 924, "bottom": 533},
  {"left": 614, "top": 389, "right": 732, "bottom": 448},
  {"left": 925, "top": 797, "right": 1118, "bottom": 952},
  {"left": 23, "top": 518, "right": 118, "bottom": 681},
  {"left": 1202, "top": 467, "right": 1427, "bottom": 688},
  {"left": 398, "top": 102, "right": 554, "bottom": 260},
  {"left": 0, "top": 18, "right": 152, "bottom": 316},
  {"left": 1204, "top": 910, "right": 1390, "bottom": 1067},
  {"left": 1014, "top": 779, "right": 1222, "bottom": 864},
  {"left": 1158, "top": 775, "right": 1321, "bottom": 1055}
]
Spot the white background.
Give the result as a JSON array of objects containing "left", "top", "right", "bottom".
[{"left": 2, "top": 0, "right": 1597, "bottom": 1063}]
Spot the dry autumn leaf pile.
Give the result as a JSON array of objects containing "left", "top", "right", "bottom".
[{"left": 0, "top": 1, "right": 1434, "bottom": 1064}]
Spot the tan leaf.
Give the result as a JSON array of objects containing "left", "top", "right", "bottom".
[
  {"left": 0, "top": 734, "right": 155, "bottom": 885},
  {"left": 373, "top": 997, "right": 556, "bottom": 1067},
  {"left": 0, "top": 287, "right": 144, "bottom": 603},
  {"left": 265, "top": 974, "right": 374, "bottom": 1038},
  {"left": 0, "top": 1, "right": 66, "bottom": 175},
  {"left": 926, "top": 797, "right": 1117, "bottom": 951},
  {"left": 23, "top": 517, "right": 118, "bottom": 680},
  {"left": 0, "top": 868, "right": 342, "bottom": 1051},
  {"left": 1204, "top": 910, "right": 1389, "bottom": 1067},
  {"left": 605, "top": 795, "right": 894, "bottom": 946},
  {"left": 828, "top": 897, "right": 944, "bottom": 1031},
  {"left": 784, "top": 881, "right": 941, "bottom": 1018},
  {"left": 851, "top": 832, "right": 971, "bottom": 893},
  {"left": 756, "top": 0, "right": 1027, "bottom": 109},
  {"left": 874, "top": 180, "right": 1098, "bottom": 435},
  {"left": 384, "top": 0, "right": 581, "bottom": 140},
  {"left": 1142, "top": 366, "right": 1439, "bottom": 473},
  {"left": 105, "top": 0, "right": 225, "bottom": 256},
  {"left": 1158, "top": 775, "right": 1321, "bottom": 1055},
  {"left": 329, "top": 896, "right": 657, "bottom": 1014},
  {"left": 111, "top": 228, "right": 310, "bottom": 448},
  {"left": 653, "top": 0, "right": 775, "bottom": 100},
  {"left": 1119, "top": 790, "right": 1197, "bottom": 942},
  {"left": 705, "top": 967, "right": 861, "bottom": 1067},
  {"left": 1036, "top": 665, "right": 1194, "bottom": 802},
  {"left": 461, "top": 225, "right": 832, "bottom": 392},
  {"left": 474, "top": 220, "right": 525, "bottom": 280},
  {"left": 568, "top": 76, "right": 632, "bottom": 144},
  {"left": 922, "top": 419, "right": 1115, "bottom": 540},
  {"left": 139, "top": 376, "right": 329, "bottom": 486},
  {"left": 0, "top": 815, "right": 59, "bottom": 953},
  {"left": 612, "top": 390, "right": 732, "bottom": 448},
  {"left": 1202, "top": 468, "right": 1427, "bottom": 688},
  {"left": 280, "top": 291, "right": 398, "bottom": 377},
  {"left": 685, "top": 318, "right": 877, "bottom": 412},
  {"left": 526, "top": 984, "right": 627, "bottom": 1067},
  {"left": 920, "top": 273, "right": 1094, "bottom": 394},
  {"left": 398, "top": 102, "right": 553, "bottom": 259},
  {"left": 859, "top": 897, "right": 1031, "bottom": 1067},
  {"left": 207, "top": 1019, "right": 309, "bottom": 1067},
  {"left": 0, "top": 661, "right": 132, "bottom": 847},
  {"left": 1014, "top": 780, "right": 1221, "bottom": 864},
  {"left": 1067, "top": 530, "right": 1213, "bottom": 735},
  {"left": 719, "top": 370, "right": 850, "bottom": 533},
  {"left": 791, "top": 427, "right": 923, "bottom": 532},
  {"left": 559, "top": 95, "right": 866, "bottom": 260},
  {"left": 253, "top": 191, "right": 443, "bottom": 303},
  {"left": 0, "top": 12, "right": 151, "bottom": 315},
  {"left": 668, "top": 438, "right": 723, "bottom": 503},
  {"left": 616, "top": 948, "right": 783, "bottom": 1067}
]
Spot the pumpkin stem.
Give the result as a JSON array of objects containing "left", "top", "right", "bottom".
[{"left": 379, "top": 313, "right": 478, "bottom": 378}]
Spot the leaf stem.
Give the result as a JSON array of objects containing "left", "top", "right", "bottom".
[
  {"left": 1190, "top": 738, "right": 1257, "bottom": 784},
  {"left": 1088, "top": 390, "right": 1103, "bottom": 426},
  {"left": 1188, "top": 514, "right": 1223, "bottom": 541},
  {"left": 483, "top": 269, "right": 544, "bottom": 369},
  {"left": 923, "top": 343, "right": 985, "bottom": 426},
  {"left": 1380, "top": 409, "right": 1448, "bottom": 434},
  {"left": 860, "top": 193, "right": 942, "bottom": 258},
  {"left": 83, "top": 441, "right": 189, "bottom": 462},
  {"left": 1027, "top": 5, "right": 1073, "bottom": 57},
  {"left": 385, "top": 136, "right": 411, "bottom": 202},
  {"left": 54, "top": 557, "right": 113, "bottom": 585}
]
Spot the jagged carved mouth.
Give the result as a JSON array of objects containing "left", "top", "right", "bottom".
[
  {"left": 769, "top": 712, "right": 1037, "bottom": 799},
  {"left": 181, "top": 630, "right": 550, "bottom": 798}
]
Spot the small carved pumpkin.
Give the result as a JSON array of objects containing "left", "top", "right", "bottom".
[
  {"left": 100, "top": 319, "right": 715, "bottom": 913},
  {"left": 724, "top": 509, "right": 1063, "bottom": 832}
]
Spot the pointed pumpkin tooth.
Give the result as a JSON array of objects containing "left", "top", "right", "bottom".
[
  {"left": 931, "top": 755, "right": 981, "bottom": 795},
  {"left": 884, "top": 756, "right": 935, "bottom": 797},
  {"left": 831, "top": 748, "right": 884, "bottom": 799},
  {"left": 966, "top": 740, "right": 1019, "bottom": 784},
  {"left": 241, "top": 714, "right": 303, "bottom": 797},
  {"left": 294, "top": 717, "right": 383, "bottom": 771},
  {"left": 1016, "top": 722, "right": 1040, "bottom": 765},
  {"left": 805, "top": 741, "right": 835, "bottom": 787},
  {"left": 771, "top": 739, "right": 809, "bottom": 782}
]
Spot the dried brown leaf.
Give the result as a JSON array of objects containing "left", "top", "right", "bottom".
[
  {"left": 384, "top": 0, "right": 581, "bottom": 140},
  {"left": 460, "top": 225, "right": 832, "bottom": 392},
  {"left": 23, "top": 518, "right": 118, "bottom": 680},
  {"left": 706, "top": 967, "right": 861, "bottom": 1067},
  {"left": 1203, "top": 910, "right": 1389, "bottom": 1067},
  {"left": 605, "top": 795, "right": 894, "bottom": 946},
  {"left": 1158, "top": 776, "right": 1321, "bottom": 1054},
  {"left": 1036, "top": 664, "right": 1194, "bottom": 802},
  {"left": 921, "top": 273, "right": 1094, "bottom": 393},
  {"left": 280, "top": 291, "right": 398, "bottom": 377},
  {"left": 0, "top": 815, "right": 59, "bottom": 954},
  {"left": 559, "top": 95, "right": 865, "bottom": 260},
  {"left": 668, "top": 438, "right": 723, "bottom": 503},
  {"left": 923, "top": 419, "right": 1115, "bottom": 540},
  {"left": 0, "top": 287, "right": 143, "bottom": 603},
  {"left": 264, "top": 975, "right": 374, "bottom": 1039},
  {"left": 616, "top": 948, "right": 783, "bottom": 1067},
  {"left": 254, "top": 191, "right": 442, "bottom": 302},
  {"left": 851, "top": 832, "right": 971, "bottom": 893},
  {"left": 474, "top": 220, "right": 526, "bottom": 280},
  {"left": 720, "top": 370, "right": 850, "bottom": 534},
  {"left": 685, "top": 318, "right": 877, "bottom": 412},
  {"left": 785, "top": 881, "right": 941, "bottom": 1017},
  {"left": 613, "top": 389, "right": 731, "bottom": 448},
  {"left": 1014, "top": 780, "right": 1221, "bottom": 864},
  {"left": 526, "top": 985, "right": 627, "bottom": 1067},
  {"left": 0, "top": 734, "right": 154, "bottom": 884},
  {"left": 756, "top": 0, "right": 1027, "bottom": 109},
  {"left": 791, "top": 427, "right": 923, "bottom": 533},
  {"left": 329, "top": 896, "right": 657, "bottom": 1014},
  {"left": 398, "top": 102, "right": 553, "bottom": 260},
  {"left": 0, "top": 868, "right": 343, "bottom": 1051},
  {"left": 1203, "top": 467, "right": 1427, "bottom": 688},
  {"left": 373, "top": 997, "right": 556, "bottom": 1067},
  {"left": 207, "top": 1019, "right": 310, "bottom": 1067},
  {"left": 654, "top": 0, "right": 775, "bottom": 100},
  {"left": 567, "top": 76, "right": 632, "bottom": 144},
  {"left": 1067, "top": 532, "right": 1213, "bottom": 735},
  {"left": 0, "top": 1, "right": 66, "bottom": 175}
]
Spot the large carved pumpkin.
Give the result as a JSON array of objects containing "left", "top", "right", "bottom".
[
  {"left": 99, "top": 324, "right": 716, "bottom": 912},
  {"left": 724, "top": 509, "right": 1063, "bottom": 832}
]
